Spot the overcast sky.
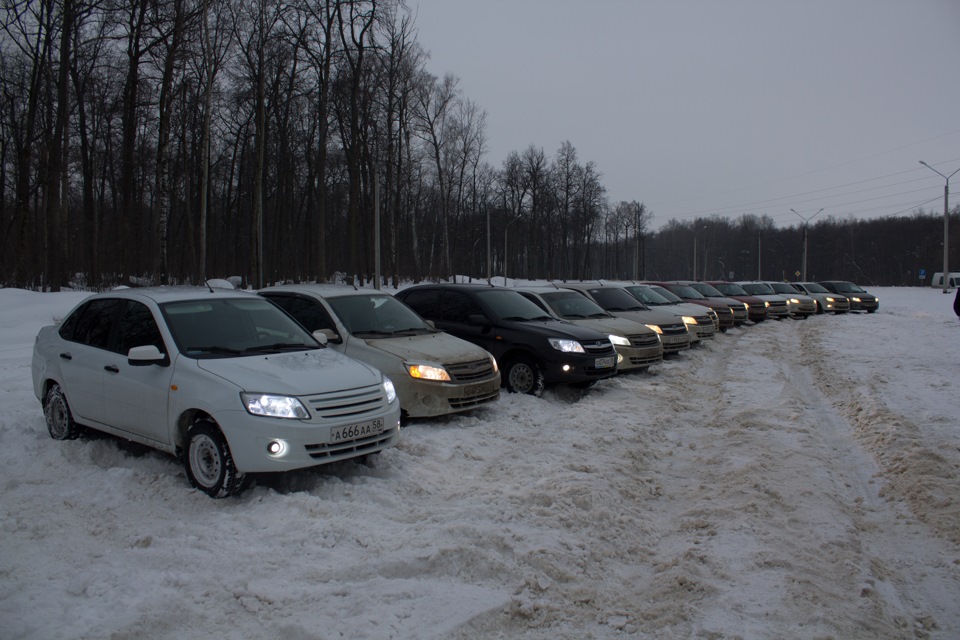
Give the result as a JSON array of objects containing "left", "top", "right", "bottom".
[{"left": 412, "top": 0, "right": 960, "bottom": 230}]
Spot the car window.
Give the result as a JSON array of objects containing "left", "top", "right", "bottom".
[
  {"left": 474, "top": 289, "right": 550, "bottom": 320},
  {"left": 624, "top": 285, "right": 670, "bottom": 305},
  {"left": 541, "top": 291, "right": 607, "bottom": 318},
  {"left": 266, "top": 294, "right": 336, "bottom": 333},
  {"left": 714, "top": 283, "right": 748, "bottom": 296},
  {"left": 328, "top": 295, "right": 430, "bottom": 335},
  {"left": 442, "top": 291, "right": 485, "bottom": 323},
  {"left": 649, "top": 286, "right": 683, "bottom": 303},
  {"left": 399, "top": 289, "right": 439, "bottom": 319},
  {"left": 60, "top": 298, "right": 122, "bottom": 350},
  {"left": 587, "top": 288, "right": 645, "bottom": 311},
  {"left": 117, "top": 301, "right": 166, "bottom": 355},
  {"left": 668, "top": 284, "right": 705, "bottom": 299}
]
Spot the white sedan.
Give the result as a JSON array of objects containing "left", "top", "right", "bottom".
[{"left": 32, "top": 287, "right": 401, "bottom": 497}]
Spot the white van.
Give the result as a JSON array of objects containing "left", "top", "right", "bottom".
[{"left": 930, "top": 272, "right": 960, "bottom": 288}]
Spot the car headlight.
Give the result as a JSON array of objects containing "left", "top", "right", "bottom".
[
  {"left": 548, "top": 338, "right": 585, "bottom": 353},
  {"left": 789, "top": 298, "right": 800, "bottom": 304},
  {"left": 644, "top": 324, "right": 663, "bottom": 335},
  {"left": 764, "top": 301, "right": 770, "bottom": 308},
  {"left": 608, "top": 334, "right": 631, "bottom": 346},
  {"left": 681, "top": 316, "right": 697, "bottom": 325},
  {"left": 489, "top": 354, "right": 499, "bottom": 373},
  {"left": 241, "top": 393, "right": 309, "bottom": 419},
  {"left": 383, "top": 377, "right": 397, "bottom": 404},
  {"left": 406, "top": 363, "right": 451, "bottom": 381},
  {"left": 826, "top": 297, "right": 835, "bottom": 302},
  {"left": 852, "top": 297, "right": 862, "bottom": 302}
]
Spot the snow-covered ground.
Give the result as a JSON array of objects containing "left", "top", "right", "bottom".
[{"left": 1, "top": 286, "right": 959, "bottom": 639}]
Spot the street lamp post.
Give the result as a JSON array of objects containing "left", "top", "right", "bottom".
[
  {"left": 791, "top": 207, "right": 823, "bottom": 282},
  {"left": 919, "top": 161, "right": 960, "bottom": 294}
]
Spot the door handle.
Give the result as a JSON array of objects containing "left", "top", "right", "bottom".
[
  {"left": 59, "top": 353, "right": 72, "bottom": 360},
  {"left": 104, "top": 365, "right": 120, "bottom": 374}
]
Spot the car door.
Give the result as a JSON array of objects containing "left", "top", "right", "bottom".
[
  {"left": 55, "top": 298, "right": 122, "bottom": 425},
  {"left": 437, "top": 290, "right": 504, "bottom": 361},
  {"left": 99, "top": 300, "right": 175, "bottom": 445}
]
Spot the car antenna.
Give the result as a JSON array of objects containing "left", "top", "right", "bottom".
[{"left": 204, "top": 279, "right": 215, "bottom": 293}]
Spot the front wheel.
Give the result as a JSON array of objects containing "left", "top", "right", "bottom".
[
  {"left": 44, "top": 384, "right": 82, "bottom": 440},
  {"left": 503, "top": 355, "right": 546, "bottom": 396},
  {"left": 184, "top": 419, "right": 249, "bottom": 498}
]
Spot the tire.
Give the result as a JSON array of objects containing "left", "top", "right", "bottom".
[
  {"left": 815, "top": 301, "right": 824, "bottom": 314},
  {"left": 184, "top": 419, "right": 248, "bottom": 498},
  {"left": 503, "top": 355, "right": 546, "bottom": 396},
  {"left": 44, "top": 384, "right": 82, "bottom": 440}
]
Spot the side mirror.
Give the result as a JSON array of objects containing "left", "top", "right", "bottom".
[
  {"left": 313, "top": 329, "right": 340, "bottom": 345},
  {"left": 468, "top": 313, "right": 490, "bottom": 327},
  {"left": 128, "top": 345, "right": 169, "bottom": 367}
]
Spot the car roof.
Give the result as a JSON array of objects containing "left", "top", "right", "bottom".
[
  {"left": 87, "top": 286, "right": 260, "bottom": 304},
  {"left": 514, "top": 285, "right": 582, "bottom": 295},
  {"left": 259, "top": 283, "right": 392, "bottom": 298}
]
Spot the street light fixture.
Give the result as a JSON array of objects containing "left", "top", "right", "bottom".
[
  {"left": 791, "top": 207, "right": 824, "bottom": 282},
  {"left": 919, "top": 161, "right": 960, "bottom": 294}
]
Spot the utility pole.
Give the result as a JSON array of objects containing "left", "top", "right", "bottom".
[
  {"left": 791, "top": 207, "right": 823, "bottom": 282},
  {"left": 919, "top": 161, "right": 960, "bottom": 294}
]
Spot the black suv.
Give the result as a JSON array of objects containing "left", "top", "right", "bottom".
[{"left": 395, "top": 284, "right": 617, "bottom": 395}]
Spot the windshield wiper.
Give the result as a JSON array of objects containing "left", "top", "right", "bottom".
[
  {"left": 588, "top": 313, "right": 611, "bottom": 318},
  {"left": 244, "top": 343, "right": 314, "bottom": 353},
  {"left": 352, "top": 329, "right": 397, "bottom": 337},
  {"left": 563, "top": 313, "right": 587, "bottom": 319},
  {"left": 501, "top": 316, "right": 531, "bottom": 321},
  {"left": 188, "top": 345, "right": 244, "bottom": 355}
]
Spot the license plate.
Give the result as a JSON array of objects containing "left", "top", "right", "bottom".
[
  {"left": 663, "top": 335, "right": 687, "bottom": 344},
  {"left": 330, "top": 418, "right": 384, "bottom": 443},
  {"left": 594, "top": 356, "right": 615, "bottom": 369},
  {"left": 462, "top": 380, "right": 498, "bottom": 397}
]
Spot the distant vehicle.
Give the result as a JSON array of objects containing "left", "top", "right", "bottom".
[
  {"left": 395, "top": 283, "right": 617, "bottom": 396},
  {"left": 32, "top": 287, "right": 401, "bottom": 498},
  {"left": 259, "top": 284, "right": 501, "bottom": 418},
  {"left": 559, "top": 283, "right": 697, "bottom": 352},
  {"left": 736, "top": 282, "right": 791, "bottom": 319},
  {"left": 818, "top": 281, "right": 879, "bottom": 313},
  {"left": 930, "top": 272, "right": 960, "bottom": 288},
  {"left": 704, "top": 281, "right": 769, "bottom": 323},
  {"left": 764, "top": 282, "right": 817, "bottom": 318},
  {"left": 791, "top": 282, "right": 850, "bottom": 314},
  {"left": 646, "top": 281, "right": 736, "bottom": 331},
  {"left": 514, "top": 285, "right": 664, "bottom": 372},
  {"left": 680, "top": 281, "right": 750, "bottom": 326},
  {"left": 620, "top": 283, "right": 719, "bottom": 339}
]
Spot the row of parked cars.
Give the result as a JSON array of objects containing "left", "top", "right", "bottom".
[{"left": 31, "top": 278, "right": 879, "bottom": 498}]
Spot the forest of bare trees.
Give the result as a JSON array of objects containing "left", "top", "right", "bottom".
[{"left": 2, "top": 0, "right": 956, "bottom": 292}]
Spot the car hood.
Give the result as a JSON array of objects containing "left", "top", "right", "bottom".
[
  {"left": 195, "top": 349, "right": 381, "bottom": 394},
  {"left": 501, "top": 318, "right": 608, "bottom": 342},
  {"left": 565, "top": 316, "right": 655, "bottom": 337},
  {"left": 363, "top": 332, "right": 490, "bottom": 364}
]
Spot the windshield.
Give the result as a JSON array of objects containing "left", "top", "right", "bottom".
[
  {"left": 163, "top": 297, "right": 317, "bottom": 358},
  {"left": 799, "top": 282, "right": 828, "bottom": 293},
  {"left": 328, "top": 294, "right": 433, "bottom": 337},
  {"left": 475, "top": 289, "right": 553, "bottom": 321},
  {"left": 690, "top": 282, "right": 723, "bottom": 297},
  {"left": 832, "top": 282, "right": 865, "bottom": 293},
  {"left": 541, "top": 291, "right": 609, "bottom": 318},
  {"left": 769, "top": 283, "right": 799, "bottom": 294},
  {"left": 740, "top": 282, "right": 775, "bottom": 295},
  {"left": 624, "top": 285, "right": 671, "bottom": 306},
  {"left": 714, "top": 282, "right": 748, "bottom": 296},
  {"left": 649, "top": 285, "right": 683, "bottom": 304},
  {"left": 665, "top": 284, "right": 706, "bottom": 300},
  {"left": 584, "top": 288, "right": 646, "bottom": 311}
]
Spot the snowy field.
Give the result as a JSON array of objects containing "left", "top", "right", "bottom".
[{"left": 1, "top": 286, "right": 959, "bottom": 640}]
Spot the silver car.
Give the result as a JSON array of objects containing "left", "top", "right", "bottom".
[
  {"left": 32, "top": 287, "right": 401, "bottom": 498},
  {"left": 259, "top": 284, "right": 500, "bottom": 418},
  {"left": 791, "top": 282, "right": 850, "bottom": 314},
  {"left": 764, "top": 282, "right": 817, "bottom": 318}
]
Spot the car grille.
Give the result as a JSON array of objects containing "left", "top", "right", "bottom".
[
  {"left": 304, "top": 429, "right": 397, "bottom": 460},
  {"left": 447, "top": 358, "right": 496, "bottom": 383},
  {"left": 629, "top": 333, "right": 660, "bottom": 348},
  {"left": 661, "top": 323, "right": 688, "bottom": 336},
  {"left": 714, "top": 307, "right": 734, "bottom": 325},
  {"left": 768, "top": 300, "right": 789, "bottom": 314},
  {"left": 304, "top": 384, "right": 389, "bottom": 421},
  {"left": 449, "top": 388, "right": 500, "bottom": 410},
  {"left": 629, "top": 353, "right": 663, "bottom": 366},
  {"left": 732, "top": 307, "right": 748, "bottom": 321},
  {"left": 582, "top": 339, "right": 616, "bottom": 356}
]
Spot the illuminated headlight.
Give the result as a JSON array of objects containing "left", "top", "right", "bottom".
[
  {"left": 242, "top": 393, "right": 309, "bottom": 419},
  {"left": 764, "top": 301, "right": 770, "bottom": 308},
  {"left": 681, "top": 316, "right": 697, "bottom": 325},
  {"left": 406, "top": 363, "right": 451, "bottom": 381},
  {"left": 489, "top": 355, "right": 499, "bottom": 373},
  {"left": 789, "top": 298, "right": 800, "bottom": 304},
  {"left": 383, "top": 377, "right": 398, "bottom": 404},
  {"left": 645, "top": 324, "right": 663, "bottom": 335},
  {"left": 852, "top": 297, "right": 862, "bottom": 302},
  {"left": 608, "top": 334, "right": 631, "bottom": 346},
  {"left": 826, "top": 297, "right": 836, "bottom": 302},
  {"left": 548, "top": 338, "right": 585, "bottom": 353},
  {"left": 741, "top": 303, "right": 748, "bottom": 310}
]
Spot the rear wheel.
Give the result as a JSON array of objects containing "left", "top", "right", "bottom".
[
  {"left": 184, "top": 419, "right": 249, "bottom": 498},
  {"left": 504, "top": 355, "right": 546, "bottom": 396},
  {"left": 44, "top": 384, "right": 82, "bottom": 440}
]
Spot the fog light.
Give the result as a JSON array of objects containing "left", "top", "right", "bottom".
[
  {"left": 562, "top": 364, "right": 572, "bottom": 372},
  {"left": 267, "top": 439, "right": 288, "bottom": 457}
]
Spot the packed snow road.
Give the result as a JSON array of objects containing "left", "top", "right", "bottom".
[{"left": 0, "top": 287, "right": 958, "bottom": 639}]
